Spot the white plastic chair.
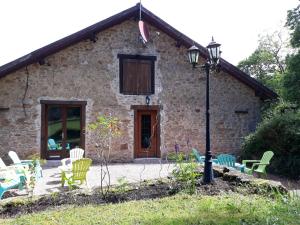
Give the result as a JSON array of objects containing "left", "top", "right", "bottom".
[
  {"left": 8, "top": 151, "right": 43, "bottom": 179},
  {"left": 0, "top": 158, "right": 26, "bottom": 172},
  {"left": 8, "top": 151, "right": 33, "bottom": 165},
  {"left": 61, "top": 148, "right": 84, "bottom": 167}
]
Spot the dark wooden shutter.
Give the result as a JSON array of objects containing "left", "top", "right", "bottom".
[
  {"left": 121, "top": 58, "right": 153, "bottom": 95},
  {"left": 122, "top": 59, "right": 137, "bottom": 94},
  {"left": 137, "top": 60, "right": 152, "bottom": 94}
]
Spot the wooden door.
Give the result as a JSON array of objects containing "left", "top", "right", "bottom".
[
  {"left": 41, "top": 101, "right": 86, "bottom": 160},
  {"left": 134, "top": 110, "right": 159, "bottom": 158}
]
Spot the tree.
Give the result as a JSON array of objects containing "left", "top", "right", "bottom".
[
  {"left": 286, "top": 3, "right": 300, "bottom": 48},
  {"left": 258, "top": 32, "right": 287, "bottom": 73},
  {"left": 238, "top": 48, "right": 278, "bottom": 80},
  {"left": 88, "top": 114, "right": 121, "bottom": 196},
  {"left": 240, "top": 3, "right": 300, "bottom": 180},
  {"left": 283, "top": 2, "right": 300, "bottom": 105},
  {"left": 237, "top": 30, "right": 288, "bottom": 93},
  {"left": 283, "top": 53, "right": 300, "bottom": 105}
]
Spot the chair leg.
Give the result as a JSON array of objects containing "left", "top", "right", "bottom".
[
  {"left": 0, "top": 188, "right": 5, "bottom": 200},
  {"left": 262, "top": 172, "right": 267, "bottom": 179},
  {"left": 18, "top": 176, "right": 26, "bottom": 190},
  {"left": 61, "top": 172, "right": 66, "bottom": 187}
]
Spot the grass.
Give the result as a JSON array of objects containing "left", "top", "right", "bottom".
[{"left": 1, "top": 193, "right": 300, "bottom": 225}]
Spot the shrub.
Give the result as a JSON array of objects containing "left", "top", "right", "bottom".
[
  {"left": 241, "top": 110, "right": 300, "bottom": 179},
  {"left": 171, "top": 153, "right": 199, "bottom": 194}
]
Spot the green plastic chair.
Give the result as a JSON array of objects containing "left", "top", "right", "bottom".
[
  {"left": 217, "top": 154, "right": 236, "bottom": 168},
  {"left": 48, "top": 139, "right": 70, "bottom": 150},
  {"left": 242, "top": 151, "right": 274, "bottom": 177},
  {"left": 0, "top": 169, "right": 26, "bottom": 199},
  {"left": 191, "top": 148, "right": 204, "bottom": 163},
  {"left": 216, "top": 154, "right": 245, "bottom": 172},
  {"left": 61, "top": 158, "right": 92, "bottom": 187},
  {"left": 48, "top": 139, "right": 61, "bottom": 150},
  {"left": 191, "top": 148, "right": 218, "bottom": 164}
]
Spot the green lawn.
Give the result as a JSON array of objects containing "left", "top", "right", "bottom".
[{"left": 1, "top": 193, "right": 299, "bottom": 225}]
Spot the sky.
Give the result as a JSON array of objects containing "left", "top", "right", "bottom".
[{"left": 0, "top": 0, "right": 299, "bottom": 66}]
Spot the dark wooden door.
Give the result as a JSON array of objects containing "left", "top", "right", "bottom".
[
  {"left": 134, "top": 110, "right": 159, "bottom": 158},
  {"left": 41, "top": 101, "right": 86, "bottom": 160}
]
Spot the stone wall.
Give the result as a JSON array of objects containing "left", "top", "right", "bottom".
[{"left": 0, "top": 19, "right": 261, "bottom": 162}]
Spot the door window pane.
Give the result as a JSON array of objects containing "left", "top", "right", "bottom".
[
  {"left": 141, "top": 114, "right": 151, "bottom": 148},
  {"left": 47, "top": 106, "right": 62, "bottom": 151},
  {"left": 66, "top": 107, "right": 81, "bottom": 149}
]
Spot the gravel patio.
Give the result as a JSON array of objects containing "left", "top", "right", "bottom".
[{"left": 33, "top": 162, "right": 175, "bottom": 196}]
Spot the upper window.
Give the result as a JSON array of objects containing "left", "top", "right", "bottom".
[{"left": 118, "top": 54, "right": 156, "bottom": 95}]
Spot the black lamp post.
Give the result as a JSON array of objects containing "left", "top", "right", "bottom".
[{"left": 187, "top": 37, "right": 221, "bottom": 184}]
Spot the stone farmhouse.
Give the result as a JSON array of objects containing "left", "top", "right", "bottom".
[{"left": 0, "top": 4, "right": 277, "bottom": 162}]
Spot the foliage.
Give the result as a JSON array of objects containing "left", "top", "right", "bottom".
[
  {"left": 115, "top": 176, "right": 129, "bottom": 193},
  {"left": 261, "top": 99, "right": 298, "bottom": 119},
  {"left": 237, "top": 30, "right": 287, "bottom": 88},
  {"left": 239, "top": 4, "right": 300, "bottom": 179},
  {"left": 65, "top": 179, "right": 78, "bottom": 191},
  {"left": 238, "top": 49, "right": 279, "bottom": 80},
  {"left": 261, "top": 72, "right": 283, "bottom": 96},
  {"left": 241, "top": 110, "right": 300, "bottom": 179},
  {"left": 166, "top": 151, "right": 194, "bottom": 161},
  {"left": 282, "top": 52, "right": 300, "bottom": 105},
  {"left": 88, "top": 114, "right": 121, "bottom": 148},
  {"left": 171, "top": 153, "right": 199, "bottom": 194},
  {"left": 286, "top": 3, "right": 300, "bottom": 48},
  {"left": 28, "top": 153, "right": 46, "bottom": 166},
  {"left": 283, "top": 3, "right": 300, "bottom": 106},
  {"left": 88, "top": 113, "right": 121, "bottom": 196},
  {"left": 3, "top": 194, "right": 300, "bottom": 225},
  {"left": 26, "top": 165, "right": 37, "bottom": 196},
  {"left": 258, "top": 31, "right": 289, "bottom": 73},
  {"left": 24, "top": 153, "right": 45, "bottom": 196}
]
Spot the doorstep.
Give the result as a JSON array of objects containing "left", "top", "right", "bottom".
[
  {"left": 133, "top": 158, "right": 164, "bottom": 164},
  {"left": 42, "top": 160, "right": 62, "bottom": 168}
]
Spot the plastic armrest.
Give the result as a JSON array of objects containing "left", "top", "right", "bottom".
[
  {"left": 251, "top": 162, "right": 269, "bottom": 170},
  {"left": 6, "top": 165, "right": 22, "bottom": 171},
  {"left": 61, "top": 158, "right": 71, "bottom": 167},
  {"left": 252, "top": 162, "right": 269, "bottom": 166},
  {"left": 242, "top": 160, "right": 260, "bottom": 165},
  {"left": 14, "top": 163, "right": 30, "bottom": 169},
  {"left": 20, "top": 160, "right": 33, "bottom": 163},
  {"left": 18, "top": 162, "right": 34, "bottom": 168},
  {"left": 212, "top": 159, "right": 219, "bottom": 163}
]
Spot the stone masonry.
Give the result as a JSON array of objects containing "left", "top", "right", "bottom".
[{"left": 0, "top": 19, "right": 261, "bottom": 162}]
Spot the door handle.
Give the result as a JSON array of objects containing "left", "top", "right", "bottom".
[{"left": 62, "top": 132, "right": 64, "bottom": 139}]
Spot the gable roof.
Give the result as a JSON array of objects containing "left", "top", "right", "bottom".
[{"left": 0, "top": 3, "right": 277, "bottom": 100}]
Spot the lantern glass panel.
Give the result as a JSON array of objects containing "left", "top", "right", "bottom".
[{"left": 188, "top": 46, "right": 200, "bottom": 65}]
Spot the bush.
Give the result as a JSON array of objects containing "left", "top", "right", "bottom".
[
  {"left": 171, "top": 153, "right": 199, "bottom": 194},
  {"left": 241, "top": 110, "right": 300, "bottom": 179}
]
